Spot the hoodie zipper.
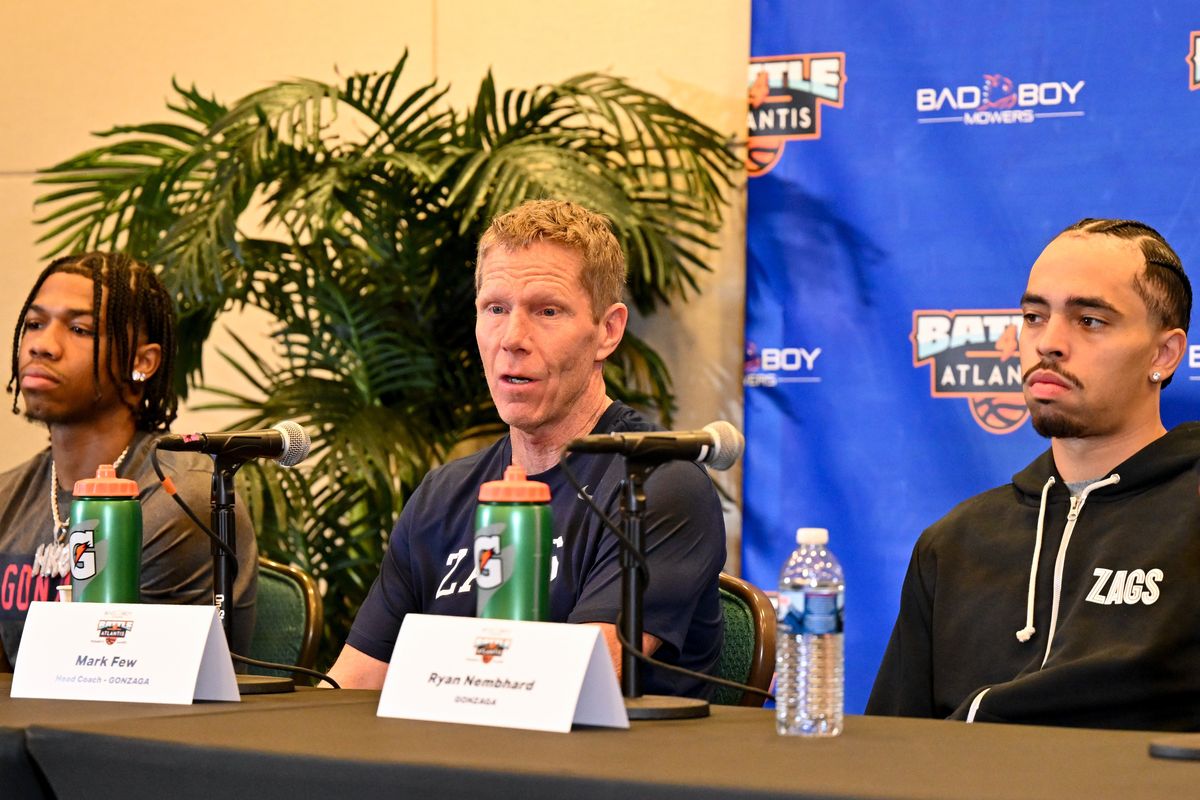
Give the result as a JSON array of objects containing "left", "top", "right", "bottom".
[{"left": 1038, "top": 475, "right": 1120, "bottom": 668}]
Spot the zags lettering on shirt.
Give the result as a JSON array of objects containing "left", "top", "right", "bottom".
[
  {"left": 1084, "top": 567, "right": 1162, "bottom": 606},
  {"left": 435, "top": 549, "right": 469, "bottom": 598},
  {"left": 435, "top": 539, "right": 567, "bottom": 599}
]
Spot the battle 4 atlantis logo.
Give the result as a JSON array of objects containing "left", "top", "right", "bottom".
[
  {"left": 96, "top": 619, "right": 132, "bottom": 646},
  {"left": 911, "top": 309, "right": 1029, "bottom": 434},
  {"left": 747, "top": 52, "right": 845, "bottom": 176},
  {"left": 474, "top": 637, "right": 510, "bottom": 664}
]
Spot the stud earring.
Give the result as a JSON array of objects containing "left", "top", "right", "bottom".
[
  {"left": 1150, "top": 371, "right": 1162, "bottom": 384},
  {"left": 131, "top": 370, "right": 147, "bottom": 383}
]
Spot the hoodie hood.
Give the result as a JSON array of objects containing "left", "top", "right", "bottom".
[{"left": 1012, "top": 422, "right": 1200, "bottom": 503}]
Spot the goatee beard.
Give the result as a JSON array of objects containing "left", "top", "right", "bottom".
[{"left": 1030, "top": 406, "right": 1089, "bottom": 439}]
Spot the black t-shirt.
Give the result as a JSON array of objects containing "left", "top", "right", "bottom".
[{"left": 347, "top": 401, "right": 726, "bottom": 697}]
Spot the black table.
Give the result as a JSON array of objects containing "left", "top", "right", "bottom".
[
  {"left": 15, "top": 690, "right": 1200, "bottom": 800},
  {"left": 0, "top": 674, "right": 373, "bottom": 798}
]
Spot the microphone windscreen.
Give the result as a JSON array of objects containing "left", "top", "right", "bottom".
[
  {"left": 273, "top": 421, "right": 312, "bottom": 467},
  {"left": 702, "top": 420, "right": 744, "bottom": 471}
]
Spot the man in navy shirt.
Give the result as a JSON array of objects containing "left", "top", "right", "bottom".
[{"left": 327, "top": 200, "right": 725, "bottom": 696}]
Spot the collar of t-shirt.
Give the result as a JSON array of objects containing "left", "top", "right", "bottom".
[
  {"left": 500, "top": 401, "right": 629, "bottom": 481},
  {"left": 1065, "top": 477, "right": 1102, "bottom": 497}
]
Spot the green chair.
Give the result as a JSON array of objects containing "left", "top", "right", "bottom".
[
  {"left": 712, "top": 572, "right": 776, "bottom": 707},
  {"left": 247, "top": 556, "right": 323, "bottom": 679}
]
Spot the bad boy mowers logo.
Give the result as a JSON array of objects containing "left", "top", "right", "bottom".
[
  {"left": 747, "top": 52, "right": 845, "bottom": 176},
  {"left": 916, "top": 72, "right": 1084, "bottom": 125},
  {"left": 911, "top": 309, "right": 1029, "bottom": 434}
]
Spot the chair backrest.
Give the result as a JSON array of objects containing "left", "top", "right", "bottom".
[
  {"left": 247, "top": 556, "right": 323, "bottom": 678},
  {"left": 712, "top": 572, "right": 776, "bottom": 707}
]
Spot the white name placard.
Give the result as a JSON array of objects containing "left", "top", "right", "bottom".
[
  {"left": 11, "top": 601, "right": 239, "bottom": 704},
  {"left": 378, "top": 614, "right": 629, "bottom": 733}
]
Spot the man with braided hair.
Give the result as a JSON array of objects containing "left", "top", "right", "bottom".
[{"left": 0, "top": 252, "right": 257, "bottom": 668}]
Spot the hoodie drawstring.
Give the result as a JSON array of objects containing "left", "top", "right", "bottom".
[
  {"left": 1012, "top": 473, "right": 1122, "bottom": 657},
  {"left": 1015, "top": 477, "right": 1056, "bottom": 643}
]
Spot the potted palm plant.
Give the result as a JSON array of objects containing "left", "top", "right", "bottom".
[{"left": 34, "top": 53, "right": 739, "bottom": 664}]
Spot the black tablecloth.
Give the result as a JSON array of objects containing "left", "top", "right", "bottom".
[
  {"left": 0, "top": 674, "right": 374, "bottom": 798},
  {"left": 17, "top": 696, "right": 1200, "bottom": 800}
]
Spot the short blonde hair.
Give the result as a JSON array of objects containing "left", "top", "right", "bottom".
[{"left": 476, "top": 200, "right": 627, "bottom": 320}]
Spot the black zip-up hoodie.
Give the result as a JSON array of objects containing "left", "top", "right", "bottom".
[{"left": 867, "top": 423, "right": 1200, "bottom": 730}]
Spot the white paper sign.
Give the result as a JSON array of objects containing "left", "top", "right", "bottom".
[
  {"left": 378, "top": 614, "right": 629, "bottom": 733},
  {"left": 11, "top": 601, "right": 239, "bottom": 704}
]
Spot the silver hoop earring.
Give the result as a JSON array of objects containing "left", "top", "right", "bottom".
[
  {"left": 1150, "top": 371, "right": 1162, "bottom": 384},
  {"left": 131, "top": 370, "right": 147, "bottom": 383}
]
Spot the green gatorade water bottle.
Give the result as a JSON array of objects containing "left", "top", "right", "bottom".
[
  {"left": 69, "top": 464, "right": 142, "bottom": 603},
  {"left": 474, "top": 465, "right": 552, "bottom": 621}
]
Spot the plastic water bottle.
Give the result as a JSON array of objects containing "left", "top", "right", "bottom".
[{"left": 775, "top": 527, "right": 844, "bottom": 736}]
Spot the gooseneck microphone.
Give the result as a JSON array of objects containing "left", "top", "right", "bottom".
[
  {"left": 155, "top": 421, "right": 311, "bottom": 467},
  {"left": 566, "top": 420, "right": 744, "bottom": 471}
]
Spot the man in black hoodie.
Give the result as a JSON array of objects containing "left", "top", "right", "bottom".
[{"left": 867, "top": 218, "right": 1199, "bottom": 730}]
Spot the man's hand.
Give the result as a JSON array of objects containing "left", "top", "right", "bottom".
[
  {"left": 324, "top": 624, "right": 662, "bottom": 689},
  {"left": 588, "top": 622, "right": 661, "bottom": 681}
]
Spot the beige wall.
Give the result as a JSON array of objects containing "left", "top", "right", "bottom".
[{"left": 0, "top": 0, "right": 749, "bottom": 567}]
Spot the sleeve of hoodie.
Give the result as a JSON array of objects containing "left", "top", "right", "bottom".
[{"left": 865, "top": 539, "right": 937, "bottom": 717}]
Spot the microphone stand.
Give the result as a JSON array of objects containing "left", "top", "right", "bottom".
[
  {"left": 209, "top": 455, "right": 292, "bottom": 695},
  {"left": 619, "top": 459, "right": 709, "bottom": 720}
]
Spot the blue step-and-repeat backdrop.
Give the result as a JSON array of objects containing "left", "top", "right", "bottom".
[{"left": 743, "top": 2, "right": 1200, "bottom": 712}]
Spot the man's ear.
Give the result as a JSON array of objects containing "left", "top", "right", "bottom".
[
  {"left": 132, "top": 343, "right": 162, "bottom": 384},
  {"left": 1151, "top": 327, "right": 1187, "bottom": 382},
  {"left": 596, "top": 303, "right": 628, "bottom": 362}
]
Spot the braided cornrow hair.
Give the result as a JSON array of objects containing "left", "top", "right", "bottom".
[
  {"left": 7, "top": 252, "right": 178, "bottom": 430},
  {"left": 1059, "top": 218, "right": 1191, "bottom": 389}
]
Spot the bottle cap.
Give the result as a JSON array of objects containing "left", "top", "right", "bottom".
[
  {"left": 478, "top": 464, "right": 551, "bottom": 503},
  {"left": 73, "top": 464, "right": 139, "bottom": 498},
  {"left": 795, "top": 527, "right": 829, "bottom": 545}
]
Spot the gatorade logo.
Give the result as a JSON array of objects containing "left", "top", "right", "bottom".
[
  {"left": 474, "top": 531, "right": 503, "bottom": 590},
  {"left": 69, "top": 529, "right": 97, "bottom": 581}
]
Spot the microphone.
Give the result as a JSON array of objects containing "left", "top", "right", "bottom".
[
  {"left": 566, "top": 420, "right": 744, "bottom": 471},
  {"left": 155, "top": 421, "right": 311, "bottom": 467}
]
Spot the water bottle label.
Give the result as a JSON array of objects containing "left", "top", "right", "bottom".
[{"left": 777, "top": 589, "right": 843, "bottom": 635}]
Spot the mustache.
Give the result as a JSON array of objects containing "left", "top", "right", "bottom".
[{"left": 1022, "top": 360, "right": 1084, "bottom": 391}]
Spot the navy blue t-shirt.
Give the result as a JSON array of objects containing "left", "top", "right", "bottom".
[{"left": 347, "top": 401, "right": 726, "bottom": 697}]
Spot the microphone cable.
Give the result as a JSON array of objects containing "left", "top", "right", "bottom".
[
  {"left": 150, "top": 446, "right": 341, "bottom": 689},
  {"left": 558, "top": 455, "right": 774, "bottom": 703},
  {"left": 150, "top": 447, "right": 238, "bottom": 565},
  {"left": 230, "top": 653, "right": 340, "bottom": 689}
]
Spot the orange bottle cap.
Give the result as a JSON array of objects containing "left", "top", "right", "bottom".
[
  {"left": 73, "top": 464, "right": 139, "bottom": 497},
  {"left": 478, "top": 464, "right": 551, "bottom": 503}
]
